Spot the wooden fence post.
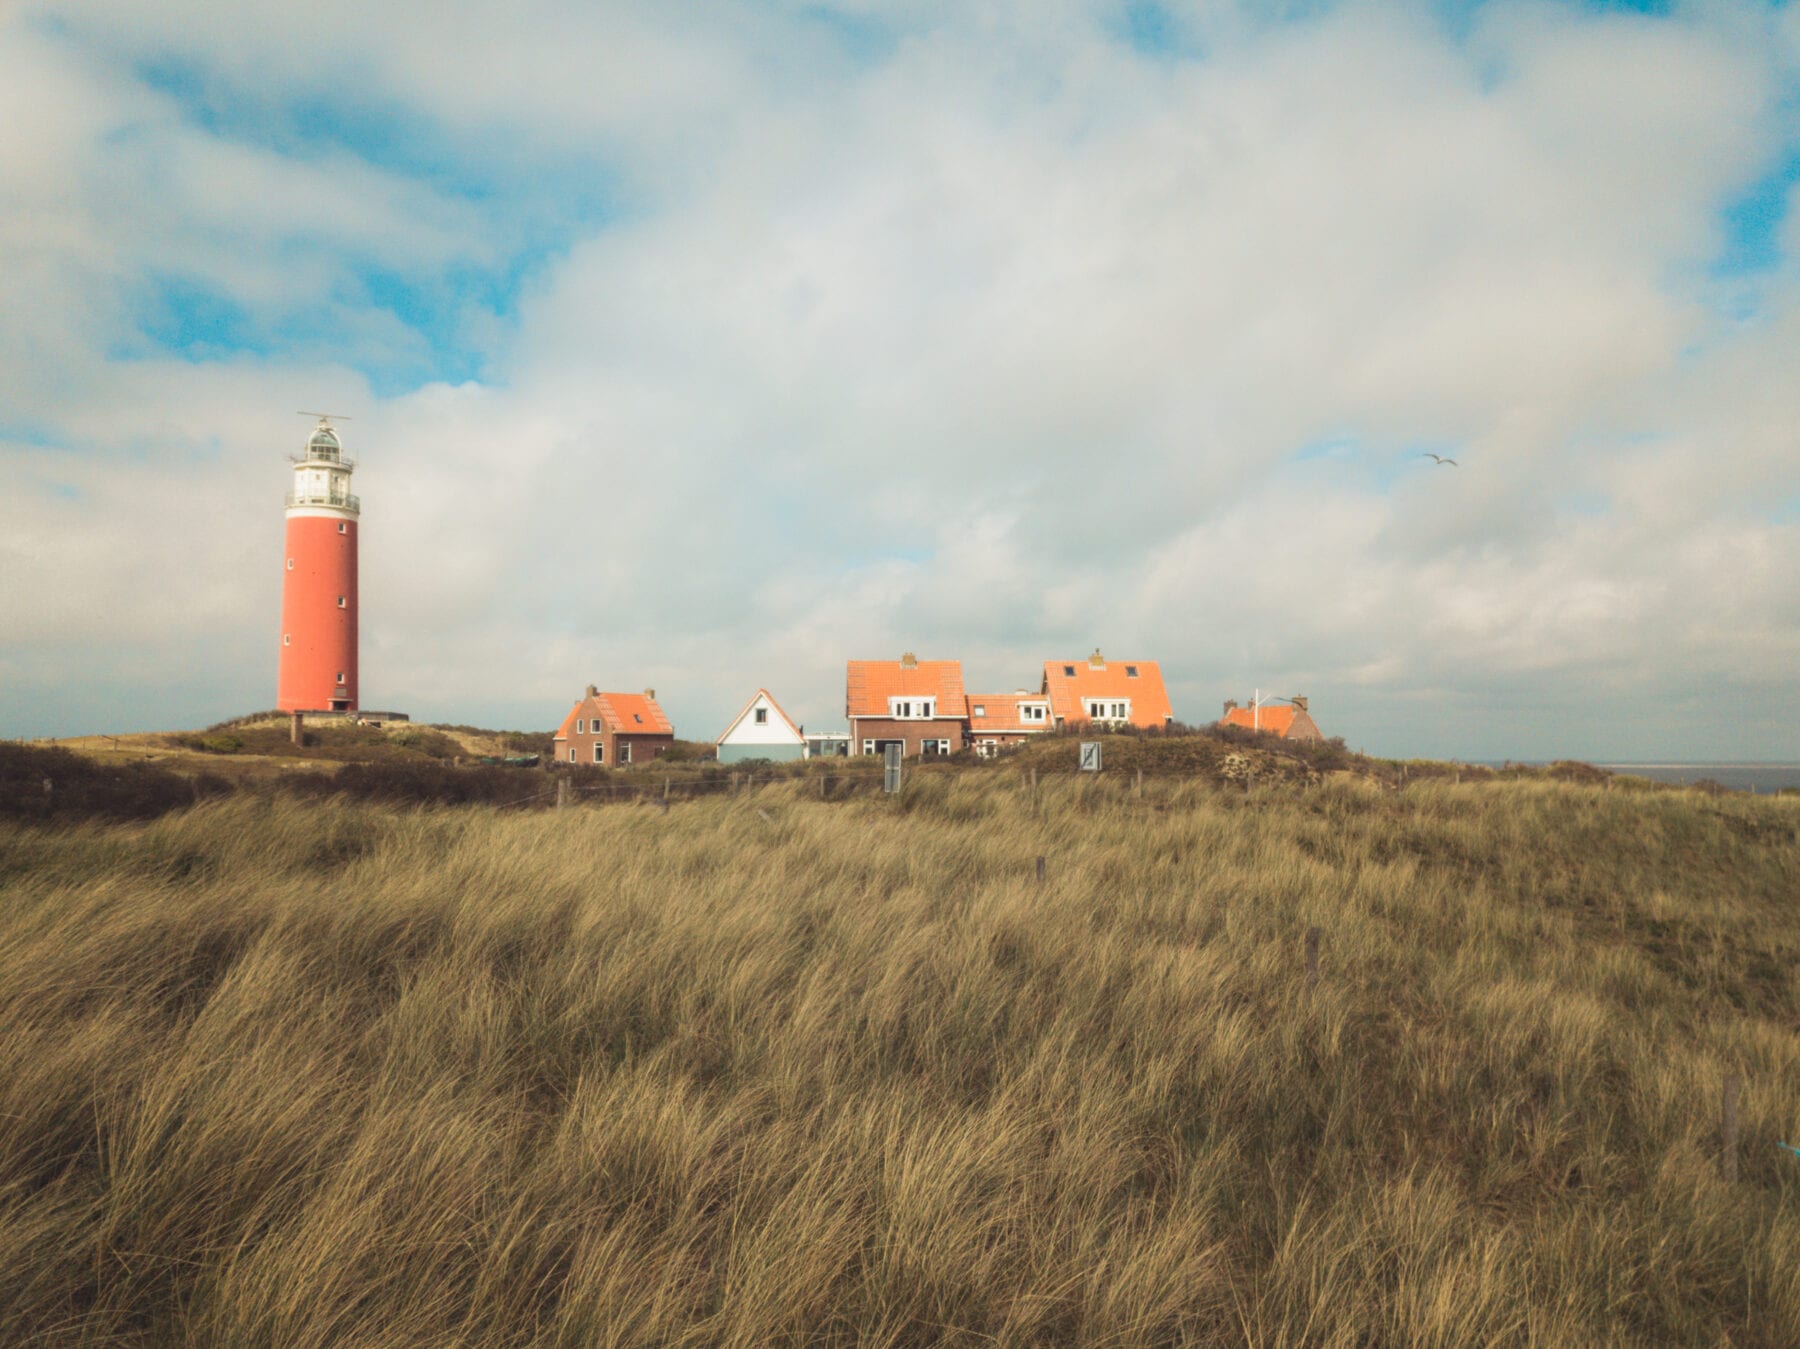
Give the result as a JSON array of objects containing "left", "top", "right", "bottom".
[
  {"left": 819, "top": 773, "right": 827, "bottom": 798},
  {"left": 1305, "top": 927, "right": 1321, "bottom": 988},
  {"left": 556, "top": 777, "right": 569, "bottom": 810},
  {"left": 1722, "top": 1076, "right": 1742, "bottom": 1183},
  {"left": 662, "top": 777, "right": 670, "bottom": 801},
  {"left": 1135, "top": 767, "right": 1143, "bottom": 797},
  {"left": 1035, "top": 855, "right": 1046, "bottom": 886}
]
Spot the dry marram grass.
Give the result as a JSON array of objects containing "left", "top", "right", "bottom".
[{"left": 1, "top": 774, "right": 1798, "bottom": 1345}]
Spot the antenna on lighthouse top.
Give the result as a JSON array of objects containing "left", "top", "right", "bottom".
[{"left": 298, "top": 411, "right": 353, "bottom": 423}]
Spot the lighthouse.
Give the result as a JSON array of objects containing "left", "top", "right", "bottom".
[{"left": 277, "top": 415, "right": 359, "bottom": 713}]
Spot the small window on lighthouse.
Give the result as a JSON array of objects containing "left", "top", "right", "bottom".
[
  {"left": 283, "top": 635, "right": 291, "bottom": 646},
  {"left": 337, "top": 596, "right": 346, "bottom": 608},
  {"left": 286, "top": 558, "right": 294, "bottom": 570},
  {"left": 337, "top": 522, "right": 347, "bottom": 534}
]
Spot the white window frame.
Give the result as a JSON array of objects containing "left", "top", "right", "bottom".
[
  {"left": 282, "top": 634, "right": 291, "bottom": 646},
  {"left": 754, "top": 706, "right": 768, "bottom": 724},
  {"left": 593, "top": 742, "right": 603, "bottom": 763},
  {"left": 575, "top": 719, "right": 584, "bottom": 734},
  {"left": 1085, "top": 698, "right": 1130, "bottom": 721},
  {"left": 619, "top": 741, "right": 632, "bottom": 764},
  {"left": 286, "top": 558, "right": 294, "bottom": 570},
  {"left": 887, "top": 697, "right": 935, "bottom": 719},
  {"left": 972, "top": 704, "right": 986, "bottom": 717},
  {"left": 862, "top": 739, "right": 877, "bottom": 755},
  {"left": 567, "top": 748, "right": 576, "bottom": 763},
  {"left": 337, "top": 596, "right": 346, "bottom": 609},
  {"left": 338, "top": 522, "right": 348, "bottom": 534}
]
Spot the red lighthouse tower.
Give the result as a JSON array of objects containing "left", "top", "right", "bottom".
[{"left": 278, "top": 415, "right": 359, "bottom": 713}]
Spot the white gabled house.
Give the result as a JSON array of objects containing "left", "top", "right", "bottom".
[{"left": 715, "top": 688, "right": 808, "bottom": 763}]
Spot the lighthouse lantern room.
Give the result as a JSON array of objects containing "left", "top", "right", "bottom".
[{"left": 278, "top": 415, "right": 359, "bottom": 713}]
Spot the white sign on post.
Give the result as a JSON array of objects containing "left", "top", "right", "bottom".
[
  {"left": 884, "top": 743, "right": 904, "bottom": 794},
  {"left": 1079, "top": 741, "right": 1102, "bottom": 772}
]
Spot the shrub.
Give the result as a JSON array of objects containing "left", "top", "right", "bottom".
[{"left": 0, "top": 743, "right": 229, "bottom": 823}]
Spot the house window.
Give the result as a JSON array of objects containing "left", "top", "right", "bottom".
[
  {"left": 1126, "top": 666, "right": 1138, "bottom": 677},
  {"left": 576, "top": 719, "right": 584, "bottom": 734},
  {"left": 337, "top": 596, "right": 346, "bottom": 608},
  {"left": 1063, "top": 665, "right": 1076, "bottom": 677},
  {"left": 972, "top": 704, "right": 985, "bottom": 717},
  {"left": 1085, "top": 699, "right": 1130, "bottom": 721},
  {"left": 1022, "top": 704, "right": 1046, "bottom": 722},
  {"left": 754, "top": 707, "right": 768, "bottom": 724},
  {"left": 568, "top": 748, "right": 576, "bottom": 763},
  {"left": 921, "top": 739, "right": 951, "bottom": 757},
  {"left": 593, "top": 743, "right": 603, "bottom": 763},
  {"left": 887, "top": 698, "right": 934, "bottom": 719},
  {"left": 619, "top": 742, "right": 632, "bottom": 764},
  {"left": 862, "top": 739, "right": 877, "bottom": 754}
]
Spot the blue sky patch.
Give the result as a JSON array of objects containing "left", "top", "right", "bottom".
[
  {"left": 1713, "top": 150, "right": 1799, "bottom": 278},
  {"left": 132, "top": 273, "right": 271, "bottom": 360}
]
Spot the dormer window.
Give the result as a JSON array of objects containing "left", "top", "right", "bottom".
[
  {"left": 1085, "top": 699, "right": 1130, "bottom": 721},
  {"left": 1021, "top": 704, "right": 1047, "bottom": 722},
  {"left": 887, "top": 697, "right": 934, "bottom": 719}
]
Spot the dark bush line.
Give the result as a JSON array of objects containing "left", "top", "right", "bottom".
[{"left": 0, "top": 744, "right": 231, "bottom": 824}]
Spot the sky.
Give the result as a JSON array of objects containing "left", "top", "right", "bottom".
[{"left": 2, "top": 0, "right": 1797, "bottom": 761}]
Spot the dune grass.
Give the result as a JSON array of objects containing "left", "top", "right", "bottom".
[{"left": 1, "top": 774, "right": 1797, "bottom": 1345}]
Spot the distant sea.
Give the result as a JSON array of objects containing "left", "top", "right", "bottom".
[{"left": 1475, "top": 763, "right": 1800, "bottom": 794}]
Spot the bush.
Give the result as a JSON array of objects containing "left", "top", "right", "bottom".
[{"left": 0, "top": 743, "right": 229, "bottom": 823}]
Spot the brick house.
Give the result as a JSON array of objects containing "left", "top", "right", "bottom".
[
  {"left": 846, "top": 653, "right": 968, "bottom": 758},
  {"left": 1041, "top": 650, "right": 1174, "bottom": 729},
  {"left": 1219, "top": 696, "right": 1325, "bottom": 742},
  {"left": 964, "top": 690, "right": 1052, "bottom": 756},
  {"left": 553, "top": 686, "right": 675, "bottom": 766}
]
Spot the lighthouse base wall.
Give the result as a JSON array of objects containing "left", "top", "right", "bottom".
[{"left": 278, "top": 514, "right": 358, "bottom": 713}]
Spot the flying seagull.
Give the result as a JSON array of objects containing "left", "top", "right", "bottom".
[{"left": 1420, "top": 452, "right": 1458, "bottom": 467}]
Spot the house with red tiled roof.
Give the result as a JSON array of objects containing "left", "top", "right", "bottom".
[
  {"left": 553, "top": 686, "right": 675, "bottom": 766},
  {"left": 1041, "top": 650, "right": 1174, "bottom": 729},
  {"left": 1219, "top": 696, "right": 1325, "bottom": 742},
  {"left": 715, "top": 688, "right": 806, "bottom": 764},
  {"left": 846, "top": 653, "right": 967, "bottom": 759},
  {"left": 964, "top": 690, "right": 1052, "bottom": 756}
]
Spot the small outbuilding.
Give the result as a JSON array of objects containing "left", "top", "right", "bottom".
[
  {"left": 1219, "top": 696, "right": 1326, "bottom": 743},
  {"left": 716, "top": 688, "right": 807, "bottom": 764}
]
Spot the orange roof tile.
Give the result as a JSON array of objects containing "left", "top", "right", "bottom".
[
  {"left": 845, "top": 659, "right": 966, "bottom": 719},
  {"left": 554, "top": 690, "right": 673, "bottom": 740},
  {"left": 1041, "top": 656, "right": 1172, "bottom": 727},
  {"left": 595, "top": 692, "right": 672, "bottom": 735},
  {"left": 964, "top": 692, "right": 1051, "bottom": 733},
  {"left": 1220, "top": 705, "right": 1296, "bottom": 736}
]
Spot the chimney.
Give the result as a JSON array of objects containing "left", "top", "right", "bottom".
[
  {"left": 900, "top": 651, "right": 917, "bottom": 669},
  {"left": 1089, "top": 648, "right": 1105, "bottom": 668},
  {"left": 586, "top": 685, "right": 597, "bottom": 698},
  {"left": 643, "top": 687, "right": 655, "bottom": 700},
  {"left": 1223, "top": 699, "right": 1238, "bottom": 715},
  {"left": 1292, "top": 696, "right": 1308, "bottom": 713}
]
